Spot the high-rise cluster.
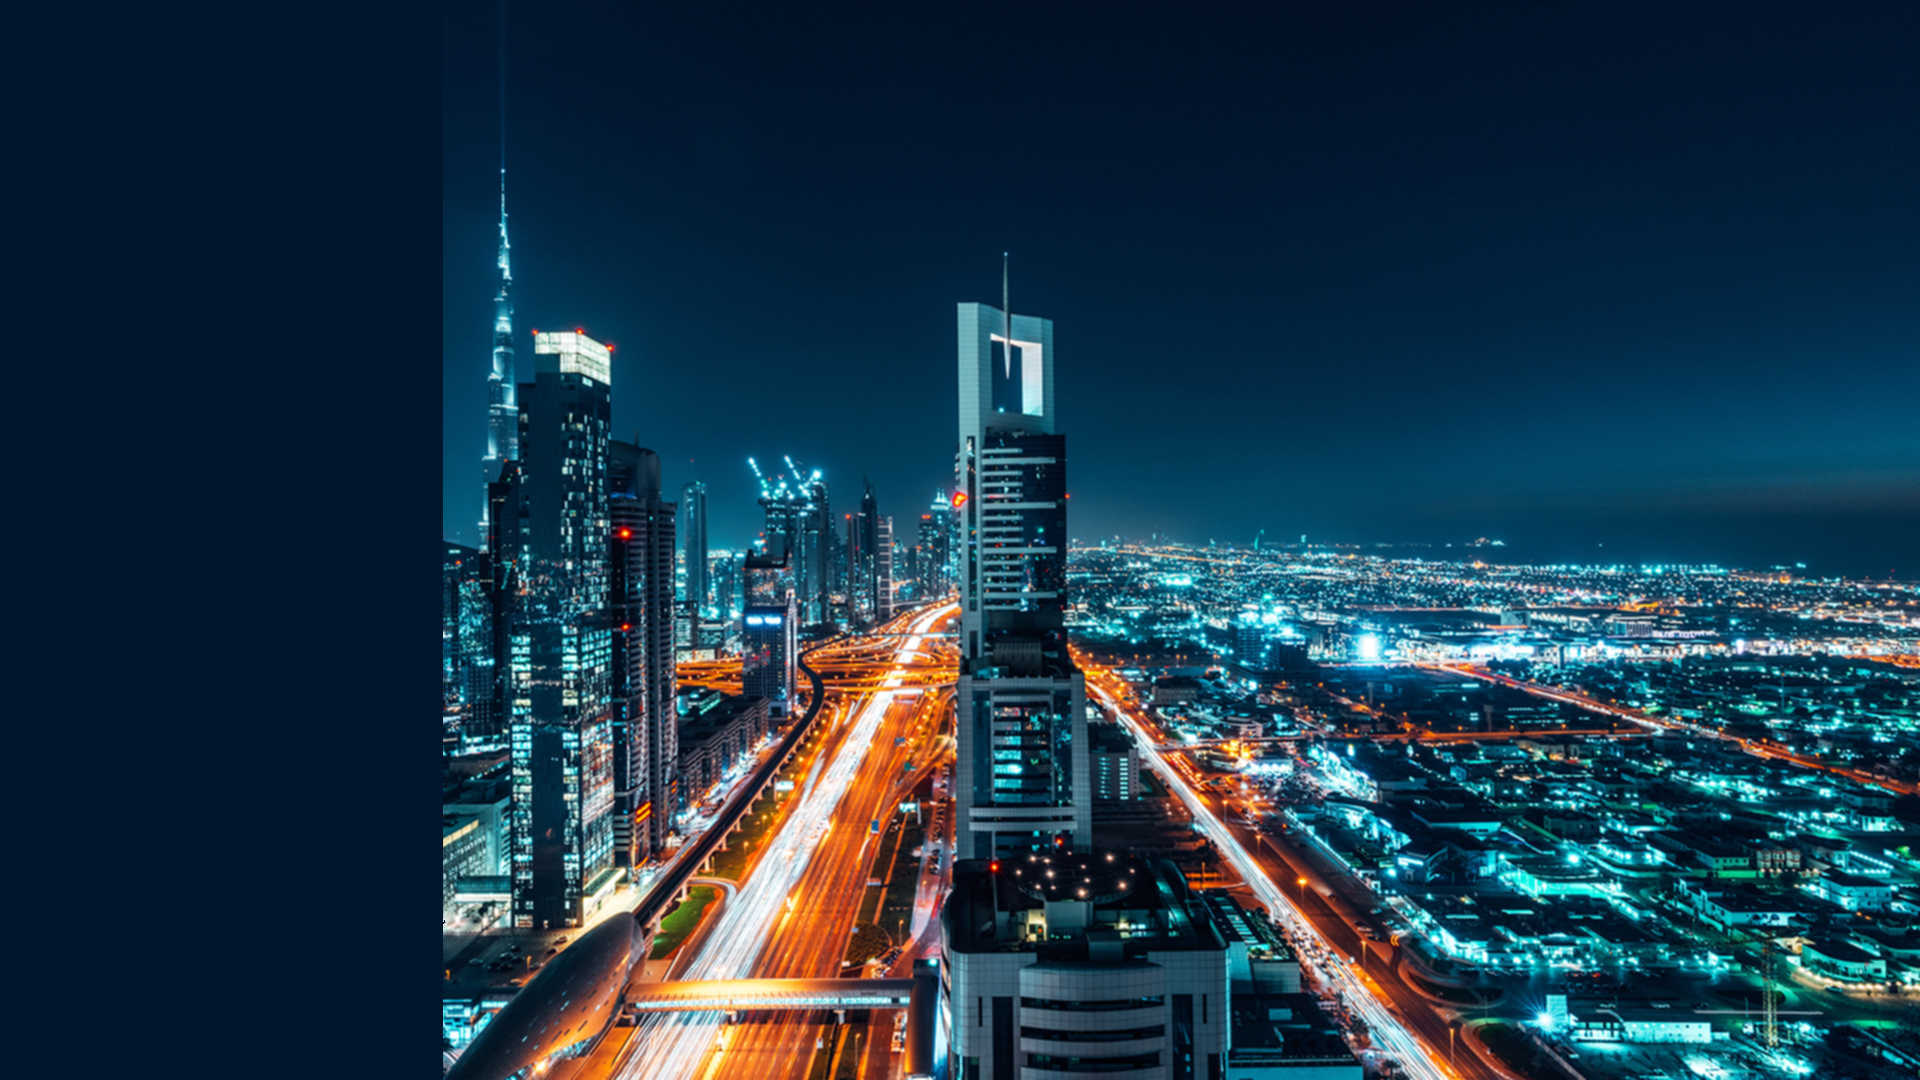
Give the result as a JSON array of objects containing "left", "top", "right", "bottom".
[{"left": 476, "top": 330, "right": 688, "bottom": 930}]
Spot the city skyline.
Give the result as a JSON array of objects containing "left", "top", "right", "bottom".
[
  {"left": 444, "top": 2, "right": 1919, "bottom": 579},
  {"left": 438, "top": 8, "right": 1919, "bottom": 1079}
]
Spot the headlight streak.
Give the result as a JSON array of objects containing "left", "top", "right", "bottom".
[
  {"left": 1089, "top": 676, "right": 1457, "bottom": 1080},
  {"left": 617, "top": 604, "right": 955, "bottom": 1080}
]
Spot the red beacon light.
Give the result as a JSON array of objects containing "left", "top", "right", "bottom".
[
  {"left": 616, "top": 527, "right": 633, "bottom": 540},
  {"left": 988, "top": 860, "right": 1001, "bottom": 874},
  {"left": 951, "top": 491, "right": 968, "bottom": 510}
]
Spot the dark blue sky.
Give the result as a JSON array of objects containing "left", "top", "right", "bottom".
[{"left": 444, "top": 2, "right": 1919, "bottom": 577}]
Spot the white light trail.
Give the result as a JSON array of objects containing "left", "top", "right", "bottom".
[
  {"left": 617, "top": 604, "right": 955, "bottom": 1080},
  {"left": 1090, "top": 679, "right": 1457, "bottom": 1080}
]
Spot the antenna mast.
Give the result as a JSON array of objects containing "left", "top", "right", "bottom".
[{"left": 1002, "top": 251, "right": 1013, "bottom": 377}]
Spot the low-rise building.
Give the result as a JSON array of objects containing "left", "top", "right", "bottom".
[
  {"left": 1803, "top": 870, "right": 1896, "bottom": 912},
  {"left": 1090, "top": 719, "right": 1141, "bottom": 802},
  {"left": 1801, "top": 938, "right": 1888, "bottom": 983},
  {"left": 1569, "top": 1002, "right": 1713, "bottom": 1044},
  {"left": 676, "top": 690, "right": 770, "bottom": 800}
]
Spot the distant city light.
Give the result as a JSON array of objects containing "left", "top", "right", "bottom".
[{"left": 1356, "top": 633, "right": 1382, "bottom": 661}]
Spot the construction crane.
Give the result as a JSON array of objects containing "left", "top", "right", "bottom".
[{"left": 747, "top": 456, "right": 771, "bottom": 498}]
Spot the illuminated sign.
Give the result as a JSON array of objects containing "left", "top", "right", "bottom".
[{"left": 951, "top": 490, "right": 967, "bottom": 510}]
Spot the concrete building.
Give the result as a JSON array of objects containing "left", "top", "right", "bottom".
[
  {"left": 1090, "top": 718, "right": 1141, "bottom": 801},
  {"left": 1802, "top": 938, "right": 1888, "bottom": 983},
  {"left": 1568, "top": 1002, "right": 1713, "bottom": 1044},
  {"left": 677, "top": 689, "right": 771, "bottom": 799},
  {"left": 942, "top": 851, "right": 1231, "bottom": 1080},
  {"left": 609, "top": 442, "right": 676, "bottom": 866},
  {"left": 953, "top": 279, "right": 1090, "bottom": 859},
  {"left": 742, "top": 549, "right": 799, "bottom": 717},
  {"left": 1804, "top": 870, "right": 1896, "bottom": 912},
  {"left": 443, "top": 816, "right": 493, "bottom": 914}
]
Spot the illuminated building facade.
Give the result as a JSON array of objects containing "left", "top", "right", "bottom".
[
  {"left": 954, "top": 288, "right": 1091, "bottom": 859},
  {"left": 609, "top": 442, "right": 676, "bottom": 865},
  {"left": 847, "top": 482, "right": 891, "bottom": 627},
  {"left": 743, "top": 549, "right": 799, "bottom": 716},
  {"left": 876, "top": 513, "right": 895, "bottom": 622},
  {"left": 796, "top": 474, "right": 832, "bottom": 625},
  {"left": 506, "top": 330, "right": 617, "bottom": 929},
  {"left": 916, "top": 490, "right": 953, "bottom": 598},
  {"left": 480, "top": 169, "right": 517, "bottom": 537},
  {"left": 679, "top": 480, "right": 708, "bottom": 617},
  {"left": 442, "top": 543, "right": 501, "bottom": 751}
]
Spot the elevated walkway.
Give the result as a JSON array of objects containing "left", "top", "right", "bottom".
[{"left": 626, "top": 977, "right": 915, "bottom": 1012}]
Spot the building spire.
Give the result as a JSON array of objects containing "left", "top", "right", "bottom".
[
  {"left": 1002, "top": 251, "right": 1013, "bottom": 377},
  {"left": 496, "top": 0, "right": 511, "bottom": 286},
  {"left": 481, "top": 0, "right": 518, "bottom": 539}
]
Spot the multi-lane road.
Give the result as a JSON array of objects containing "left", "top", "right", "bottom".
[
  {"left": 1429, "top": 661, "right": 1919, "bottom": 796},
  {"left": 605, "top": 603, "right": 959, "bottom": 1080},
  {"left": 1079, "top": 655, "right": 1490, "bottom": 1080}
]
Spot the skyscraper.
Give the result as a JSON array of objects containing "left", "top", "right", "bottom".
[
  {"left": 444, "top": 542, "right": 500, "bottom": 752},
  {"left": 480, "top": 169, "right": 517, "bottom": 538},
  {"left": 916, "top": 489, "right": 953, "bottom": 599},
  {"left": 847, "top": 481, "right": 884, "bottom": 627},
  {"left": 742, "top": 548, "right": 798, "bottom": 717},
  {"left": 796, "top": 472, "right": 832, "bottom": 626},
  {"left": 679, "top": 480, "right": 708, "bottom": 617},
  {"left": 507, "top": 329, "right": 618, "bottom": 929},
  {"left": 443, "top": 544, "right": 471, "bottom": 753},
  {"left": 610, "top": 443, "right": 677, "bottom": 866},
  {"left": 953, "top": 272, "right": 1091, "bottom": 859},
  {"left": 875, "top": 513, "right": 895, "bottom": 623}
]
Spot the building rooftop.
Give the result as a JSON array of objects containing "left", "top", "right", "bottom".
[
  {"left": 943, "top": 850, "right": 1229, "bottom": 958},
  {"left": 1088, "top": 719, "right": 1135, "bottom": 753}
]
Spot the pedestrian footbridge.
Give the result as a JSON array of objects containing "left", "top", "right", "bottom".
[{"left": 626, "top": 977, "right": 916, "bottom": 1013}]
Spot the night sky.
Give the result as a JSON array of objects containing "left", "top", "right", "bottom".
[{"left": 444, "top": 2, "right": 1919, "bottom": 578}]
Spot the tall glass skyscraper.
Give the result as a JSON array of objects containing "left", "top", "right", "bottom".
[
  {"left": 847, "top": 482, "right": 886, "bottom": 627},
  {"left": 953, "top": 290, "right": 1091, "bottom": 859},
  {"left": 505, "top": 330, "right": 617, "bottom": 929},
  {"left": 678, "top": 480, "right": 708, "bottom": 617},
  {"left": 796, "top": 474, "right": 831, "bottom": 626},
  {"left": 742, "top": 548, "right": 798, "bottom": 717},
  {"left": 481, "top": 170, "right": 518, "bottom": 539},
  {"left": 611, "top": 443, "right": 677, "bottom": 866}
]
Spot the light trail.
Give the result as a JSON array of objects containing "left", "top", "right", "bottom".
[
  {"left": 616, "top": 603, "right": 956, "bottom": 1080},
  {"left": 1087, "top": 674, "right": 1460, "bottom": 1080}
]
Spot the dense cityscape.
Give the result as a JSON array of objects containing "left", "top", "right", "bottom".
[
  {"left": 438, "top": 7, "right": 1918, "bottom": 1080},
  {"left": 438, "top": 228, "right": 1919, "bottom": 1079}
]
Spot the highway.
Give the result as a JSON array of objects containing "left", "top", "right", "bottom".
[
  {"left": 611, "top": 602, "right": 959, "bottom": 1080},
  {"left": 1429, "top": 662, "right": 1920, "bottom": 796},
  {"left": 1080, "top": 656, "right": 1487, "bottom": 1080}
]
